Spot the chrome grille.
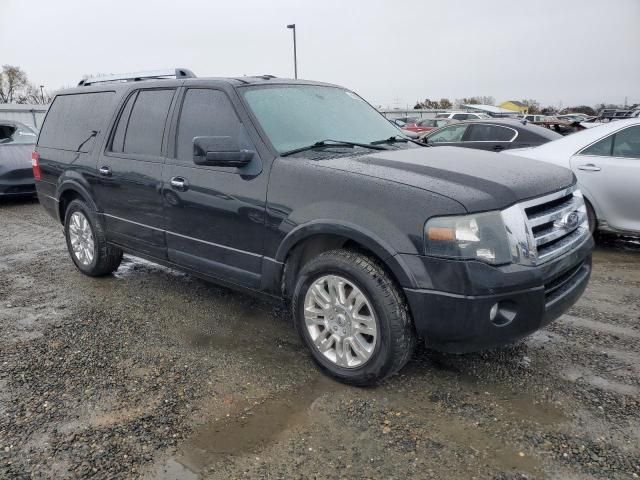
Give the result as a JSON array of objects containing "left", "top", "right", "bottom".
[{"left": 502, "top": 185, "right": 590, "bottom": 265}]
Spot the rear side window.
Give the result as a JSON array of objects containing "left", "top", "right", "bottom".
[
  {"left": 38, "top": 92, "right": 115, "bottom": 152},
  {"left": 116, "top": 89, "right": 174, "bottom": 156},
  {"left": 467, "top": 124, "right": 515, "bottom": 142},
  {"left": 452, "top": 113, "right": 469, "bottom": 120}
]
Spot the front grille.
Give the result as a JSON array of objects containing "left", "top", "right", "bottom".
[{"left": 503, "top": 185, "right": 591, "bottom": 265}]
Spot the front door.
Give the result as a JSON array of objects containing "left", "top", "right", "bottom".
[
  {"left": 162, "top": 87, "right": 268, "bottom": 288},
  {"left": 570, "top": 124, "right": 640, "bottom": 233},
  {"left": 93, "top": 88, "right": 176, "bottom": 258}
]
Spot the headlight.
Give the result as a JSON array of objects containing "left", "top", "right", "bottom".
[{"left": 424, "top": 211, "right": 512, "bottom": 265}]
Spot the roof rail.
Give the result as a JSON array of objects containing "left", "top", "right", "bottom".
[{"left": 78, "top": 68, "right": 196, "bottom": 86}]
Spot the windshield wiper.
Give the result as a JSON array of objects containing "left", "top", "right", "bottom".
[
  {"left": 281, "top": 139, "right": 387, "bottom": 157},
  {"left": 371, "top": 135, "right": 426, "bottom": 146}
]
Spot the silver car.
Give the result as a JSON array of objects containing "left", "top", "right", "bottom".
[{"left": 508, "top": 119, "right": 640, "bottom": 235}]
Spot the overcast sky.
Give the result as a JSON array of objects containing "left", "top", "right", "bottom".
[{"left": 2, "top": 0, "right": 639, "bottom": 108}]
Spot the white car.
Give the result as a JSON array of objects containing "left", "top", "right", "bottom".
[
  {"left": 435, "top": 111, "right": 491, "bottom": 121},
  {"left": 509, "top": 119, "right": 640, "bottom": 235}
]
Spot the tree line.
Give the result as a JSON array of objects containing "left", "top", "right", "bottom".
[{"left": 0, "top": 65, "right": 51, "bottom": 104}]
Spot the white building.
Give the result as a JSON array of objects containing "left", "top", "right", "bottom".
[{"left": 0, "top": 104, "right": 48, "bottom": 130}]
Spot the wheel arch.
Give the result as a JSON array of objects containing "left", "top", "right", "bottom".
[
  {"left": 276, "top": 221, "right": 417, "bottom": 298},
  {"left": 56, "top": 181, "right": 98, "bottom": 226}
]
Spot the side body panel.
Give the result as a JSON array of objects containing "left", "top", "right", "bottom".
[{"left": 161, "top": 82, "right": 274, "bottom": 288}]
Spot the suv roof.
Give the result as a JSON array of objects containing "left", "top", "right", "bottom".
[{"left": 73, "top": 68, "right": 336, "bottom": 91}]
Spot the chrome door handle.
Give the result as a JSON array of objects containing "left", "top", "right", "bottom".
[
  {"left": 170, "top": 177, "right": 188, "bottom": 191},
  {"left": 577, "top": 164, "right": 601, "bottom": 172},
  {"left": 98, "top": 166, "right": 112, "bottom": 176}
]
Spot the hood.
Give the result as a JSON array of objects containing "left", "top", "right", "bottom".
[{"left": 317, "top": 146, "right": 575, "bottom": 212}]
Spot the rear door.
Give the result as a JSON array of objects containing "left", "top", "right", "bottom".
[
  {"left": 570, "top": 125, "right": 640, "bottom": 232},
  {"left": 463, "top": 123, "right": 517, "bottom": 151},
  {"left": 93, "top": 87, "right": 177, "bottom": 258},
  {"left": 162, "top": 87, "right": 268, "bottom": 288}
]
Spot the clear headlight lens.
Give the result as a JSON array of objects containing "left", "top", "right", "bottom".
[{"left": 424, "top": 211, "right": 512, "bottom": 265}]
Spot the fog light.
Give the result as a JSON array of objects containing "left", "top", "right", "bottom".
[{"left": 489, "top": 302, "right": 499, "bottom": 321}]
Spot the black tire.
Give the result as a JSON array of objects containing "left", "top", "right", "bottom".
[
  {"left": 64, "top": 199, "right": 122, "bottom": 276},
  {"left": 585, "top": 199, "right": 597, "bottom": 235},
  {"left": 292, "top": 249, "right": 416, "bottom": 386}
]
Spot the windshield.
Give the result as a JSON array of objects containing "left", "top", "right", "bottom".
[
  {"left": 242, "top": 85, "right": 400, "bottom": 154},
  {"left": 0, "top": 123, "right": 37, "bottom": 145}
]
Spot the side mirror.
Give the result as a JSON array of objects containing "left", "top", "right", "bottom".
[{"left": 193, "top": 136, "right": 254, "bottom": 167}]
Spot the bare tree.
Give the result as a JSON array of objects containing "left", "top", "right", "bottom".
[
  {"left": 438, "top": 98, "right": 452, "bottom": 109},
  {"left": 521, "top": 99, "right": 541, "bottom": 114},
  {"left": 0, "top": 65, "right": 51, "bottom": 104},
  {"left": 0, "top": 65, "right": 29, "bottom": 103}
]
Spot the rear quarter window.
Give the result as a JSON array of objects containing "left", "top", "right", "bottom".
[{"left": 38, "top": 91, "right": 116, "bottom": 152}]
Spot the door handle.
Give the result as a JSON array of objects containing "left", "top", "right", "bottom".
[
  {"left": 98, "top": 166, "right": 112, "bottom": 177},
  {"left": 492, "top": 144, "right": 505, "bottom": 152},
  {"left": 577, "top": 164, "right": 601, "bottom": 172},
  {"left": 170, "top": 177, "right": 188, "bottom": 192}
]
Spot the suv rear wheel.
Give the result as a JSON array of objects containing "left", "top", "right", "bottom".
[
  {"left": 64, "top": 199, "right": 122, "bottom": 276},
  {"left": 292, "top": 249, "right": 416, "bottom": 386}
]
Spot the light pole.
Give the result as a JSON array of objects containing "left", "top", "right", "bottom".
[
  {"left": 286, "top": 24, "right": 297, "bottom": 79},
  {"left": 39, "top": 85, "right": 45, "bottom": 104}
]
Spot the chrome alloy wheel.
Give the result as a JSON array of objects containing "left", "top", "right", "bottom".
[
  {"left": 69, "top": 212, "right": 95, "bottom": 266},
  {"left": 304, "top": 275, "right": 378, "bottom": 368}
]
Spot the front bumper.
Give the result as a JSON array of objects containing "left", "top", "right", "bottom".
[{"left": 402, "top": 236, "right": 593, "bottom": 353}]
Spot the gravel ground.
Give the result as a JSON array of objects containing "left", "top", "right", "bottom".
[{"left": 1, "top": 198, "right": 639, "bottom": 480}]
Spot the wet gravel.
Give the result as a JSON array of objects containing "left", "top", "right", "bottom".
[{"left": 1, "top": 198, "right": 639, "bottom": 479}]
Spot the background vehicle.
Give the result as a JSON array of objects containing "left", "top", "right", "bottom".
[
  {"left": 421, "top": 118, "right": 562, "bottom": 151},
  {"left": 436, "top": 111, "right": 491, "bottom": 121},
  {"left": 0, "top": 121, "right": 38, "bottom": 197},
  {"left": 34, "top": 69, "right": 592, "bottom": 386},
  {"left": 415, "top": 118, "right": 457, "bottom": 133},
  {"left": 509, "top": 118, "right": 640, "bottom": 235},
  {"left": 388, "top": 118, "right": 420, "bottom": 138}
]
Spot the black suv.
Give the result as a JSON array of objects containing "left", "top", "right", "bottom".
[{"left": 34, "top": 69, "right": 593, "bottom": 385}]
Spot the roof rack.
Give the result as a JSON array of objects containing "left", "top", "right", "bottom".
[{"left": 78, "top": 68, "right": 196, "bottom": 86}]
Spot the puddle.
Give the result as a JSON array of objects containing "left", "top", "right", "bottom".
[
  {"left": 113, "top": 256, "right": 188, "bottom": 279},
  {"left": 597, "top": 234, "right": 640, "bottom": 253},
  {"left": 168, "top": 376, "right": 345, "bottom": 475}
]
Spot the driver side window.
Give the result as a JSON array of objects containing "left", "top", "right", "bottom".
[{"left": 428, "top": 124, "right": 468, "bottom": 143}]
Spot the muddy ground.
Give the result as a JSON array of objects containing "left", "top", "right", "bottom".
[{"left": 1, "top": 198, "right": 639, "bottom": 480}]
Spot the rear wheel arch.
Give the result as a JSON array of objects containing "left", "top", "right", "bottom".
[{"left": 57, "top": 184, "right": 98, "bottom": 226}]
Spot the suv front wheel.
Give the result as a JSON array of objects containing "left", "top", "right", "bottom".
[
  {"left": 64, "top": 199, "right": 123, "bottom": 276},
  {"left": 292, "top": 249, "right": 416, "bottom": 386}
]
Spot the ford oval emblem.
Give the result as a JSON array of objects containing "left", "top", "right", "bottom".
[{"left": 557, "top": 211, "right": 580, "bottom": 230}]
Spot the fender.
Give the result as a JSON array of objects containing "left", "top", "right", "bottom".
[
  {"left": 275, "top": 219, "right": 419, "bottom": 288},
  {"left": 56, "top": 177, "right": 100, "bottom": 222}
]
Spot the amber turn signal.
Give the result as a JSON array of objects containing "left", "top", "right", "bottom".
[{"left": 427, "top": 227, "right": 455, "bottom": 241}]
